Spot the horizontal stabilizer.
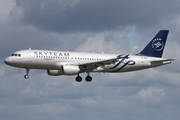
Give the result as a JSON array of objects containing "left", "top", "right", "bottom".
[
  {"left": 150, "top": 59, "right": 175, "bottom": 63},
  {"left": 150, "top": 59, "right": 175, "bottom": 66}
]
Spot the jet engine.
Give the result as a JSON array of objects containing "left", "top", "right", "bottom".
[
  {"left": 47, "top": 65, "right": 80, "bottom": 76},
  {"left": 63, "top": 65, "right": 80, "bottom": 75},
  {"left": 47, "top": 69, "right": 63, "bottom": 76}
]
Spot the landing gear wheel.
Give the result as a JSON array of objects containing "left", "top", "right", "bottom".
[
  {"left": 24, "top": 75, "right": 29, "bottom": 79},
  {"left": 24, "top": 68, "right": 30, "bottom": 79},
  {"left": 86, "top": 76, "right": 92, "bottom": 82},
  {"left": 76, "top": 76, "right": 82, "bottom": 82}
]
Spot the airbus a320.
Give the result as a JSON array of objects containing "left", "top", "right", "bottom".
[{"left": 4, "top": 30, "right": 174, "bottom": 82}]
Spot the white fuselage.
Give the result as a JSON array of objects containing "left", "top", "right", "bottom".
[{"left": 4, "top": 49, "right": 171, "bottom": 74}]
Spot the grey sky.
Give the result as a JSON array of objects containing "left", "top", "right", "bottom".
[
  {"left": 11, "top": 0, "right": 180, "bottom": 32},
  {"left": 1, "top": 0, "right": 180, "bottom": 120}
]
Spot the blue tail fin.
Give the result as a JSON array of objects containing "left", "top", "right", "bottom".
[{"left": 138, "top": 30, "right": 169, "bottom": 58}]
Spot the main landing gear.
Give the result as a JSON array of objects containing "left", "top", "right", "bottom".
[
  {"left": 85, "top": 75, "right": 92, "bottom": 82},
  {"left": 76, "top": 75, "right": 82, "bottom": 82},
  {"left": 24, "top": 68, "right": 30, "bottom": 79},
  {"left": 76, "top": 73, "right": 92, "bottom": 82}
]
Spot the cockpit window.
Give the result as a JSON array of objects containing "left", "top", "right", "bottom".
[{"left": 11, "top": 54, "right": 21, "bottom": 57}]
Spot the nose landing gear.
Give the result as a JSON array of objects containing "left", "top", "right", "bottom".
[{"left": 24, "top": 68, "right": 30, "bottom": 79}]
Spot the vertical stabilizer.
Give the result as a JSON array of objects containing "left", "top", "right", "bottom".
[{"left": 139, "top": 30, "right": 169, "bottom": 58}]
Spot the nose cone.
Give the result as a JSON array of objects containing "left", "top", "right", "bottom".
[{"left": 4, "top": 57, "right": 10, "bottom": 65}]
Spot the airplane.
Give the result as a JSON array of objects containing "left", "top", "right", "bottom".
[{"left": 4, "top": 30, "right": 174, "bottom": 82}]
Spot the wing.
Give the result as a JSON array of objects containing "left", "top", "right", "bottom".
[{"left": 76, "top": 55, "right": 126, "bottom": 71}]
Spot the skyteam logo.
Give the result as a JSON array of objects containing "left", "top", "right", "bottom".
[
  {"left": 109, "top": 54, "right": 135, "bottom": 72},
  {"left": 152, "top": 38, "right": 164, "bottom": 51}
]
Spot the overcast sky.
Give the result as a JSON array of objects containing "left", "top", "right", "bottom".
[{"left": 1, "top": 0, "right": 180, "bottom": 120}]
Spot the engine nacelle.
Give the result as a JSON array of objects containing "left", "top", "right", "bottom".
[
  {"left": 47, "top": 69, "right": 63, "bottom": 76},
  {"left": 47, "top": 65, "right": 80, "bottom": 76},
  {"left": 62, "top": 65, "right": 80, "bottom": 75}
]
